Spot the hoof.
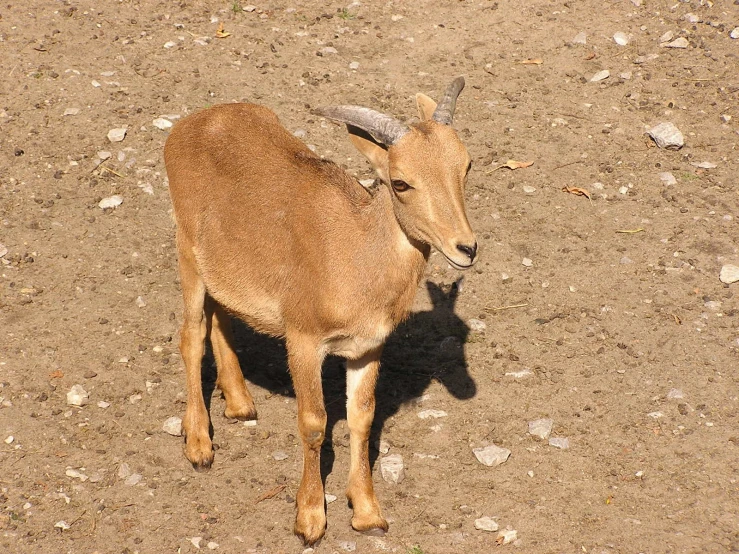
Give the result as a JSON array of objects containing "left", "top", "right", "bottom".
[
  {"left": 351, "top": 513, "right": 389, "bottom": 536},
  {"left": 294, "top": 509, "right": 327, "bottom": 546},
  {"left": 224, "top": 404, "right": 257, "bottom": 421}
]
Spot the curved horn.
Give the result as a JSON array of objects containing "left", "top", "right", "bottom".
[
  {"left": 313, "top": 106, "right": 410, "bottom": 146},
  {"left": 432, "top": 76, "right": 465, "bottom": 125}
]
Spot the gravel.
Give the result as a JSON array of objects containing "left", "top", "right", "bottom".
[
  {"left": 380, "top": 454, "right": 405, "bottom": 483},
  {"left": 162, "top": 416, "right": 183, "bottom": 436},
  {"left": 528, "top": 418, "right": 554, "bottom": 440},
  {"left": 66, "top": 384, "right": 89, "bottom": 407},
  {"left": 473, "top": 444, "right": 511, "bottom": 467},
  {"left": 474, "top": 516, "right": 499, "bottom": 532},
  {"left": 107, "top": 127, "right": 127, "bottom": 142},
  {"left": 647, "top": 122, "right": 684, "bottom": 150},
  {"left": 719, "top": 265, "right": 739, "bottom": 284}
]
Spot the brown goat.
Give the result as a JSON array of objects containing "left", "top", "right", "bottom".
[{"left": 163, "top": 77, "right": 477, "bottom": 545}]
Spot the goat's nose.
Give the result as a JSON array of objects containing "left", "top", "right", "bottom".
[{"left": 456, "top": 241, "right": 478, "bottom": 261}]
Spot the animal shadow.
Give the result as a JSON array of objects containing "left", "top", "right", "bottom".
[{"left": 210, "top": 280, "right": 476, "bottom": 483}]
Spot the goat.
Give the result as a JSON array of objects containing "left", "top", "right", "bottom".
[{"left": 163, "top": 77, "right": 477, "bottom": 545}]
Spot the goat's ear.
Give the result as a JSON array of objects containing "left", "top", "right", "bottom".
[
  {"left": 415, "top": 93, "right": 437, "bottom": 122},
  {"left": 347, "top": 125, "right": 391, "bottom": 184}
]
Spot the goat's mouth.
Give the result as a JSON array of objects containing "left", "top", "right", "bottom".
[{"left": 441, "top": 251, "right": 475, "bottom": 271}]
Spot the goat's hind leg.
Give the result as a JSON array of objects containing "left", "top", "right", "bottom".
[
  {"left": 205, "top": 297, "right": 257, "bottom": 420},
  {"left": 177, "top": 239, "right": 213, "bottom": 469}
]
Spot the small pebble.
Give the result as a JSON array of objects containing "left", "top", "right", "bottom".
[
  {"left": 528, "top": 418, "right": 553, "bottom": 440},
  {"left": 349, "top": 61, "right": 360, "bottom": 70},
  {"left": 152, "top": 118, "right": 173, "bottom": 130},
  {"left": 65, "top": 468, "right": 88, "bottom": 481},
  {"left": 468, "top": 318, "right": 486, "bottom": 332},
  {"left": 571, "top": 31, "right": 587, "bottom": 45},
  {"left": 590, "top": 70, "right": 610, "bottom": 82},
  {"left": 118, "top": 463, "right": 132, "bottom": 479},
  {"left": 659, "top": 172, "right": 677, "bottom": 186},
  {"left": 497, "top": 529, "right": 518, "bottom": 545},
  {"left": 377, "top": 438, "right": 390, "bottom": 454},
  {"left": 505, "top": 369, "right": 533, "bottom": 379},
  {"left": 620, "top": 71, "right": 632, "bottom": 80},
  {"left": 662, "top": 37, "right": 689, "bottom": 49},
  {"left": 719, "top": 265, "right": 739, "bottom": 284},
  {"left": 243, "top": 5, "right": 256, "bottom": 12},
  {"left": 272, "top": 451, "right": 289, "bottom": 461},
  {"left": 99, "top": 195, "right": 123, "bottom": 210},
  {"left": 339, "top": 541, "right": 356, "bottom": 552},
  {"left": 55, "top": 520, "right": 71, "bottom": 531},
  {"left": 683, "top": 13, "right": 700, "bottom": 24},
  {"left": 473, "top": 444, "right": 511, "bottom": 467},
  {"left": 522, "top": 257, "right": 533, "bottom": 267},
  {"left": 135, "top": 296, "right": 146, "bottom": 308},
  {"left": 325, "top": 493, "right": 337, "bottom": 504},
  {"left": 63, "top": 108, "right": 80, "bottom": 116},
  {"left": 548, "top": 437, "right": 570, "bottom": 449},
  {"left": 124, "top": 473, "right": 143, "bottom": 486},
  {"left": 474, "top": 516, "right": 499, "bottom": 532},
  {"left": 613, "top": 32, "right": 629, "bottom": 45},
  {"left": 107, "top": 128, "right": 127, "bottom": 143},
  {"left": 97, "top": 401, "right": 110, "bottom": 409},
  {"left": 163, "top": 41, "right": 177, "bottom": 49},
  {"left": 0, "top": 243, "right": 6, "bottom": 258},
  {"left": 97, "top": 151, "right": 112, "bottom": 160},
  {"left": 731, "top": 28, "right": 739, "bottom": 40},
  {"left": 190, "top": 537, "right": 203, "bottom": 549},
  {"left": 691, "top": 161, "right": 717, "bottom": 169},
  {"left": 66, "top": 384, "right": 89, "bottom": 407},
  {"left": 318, "top": 47, "right": 338, "bottom": 55},
  {"left": 380, "top": 454, "right": 405, "bottom": 484},
  {"left": 647, "top": 122, "right": 684, "bottom": 150},
  {"left": 162, "top": 416, "right": 183, "bottom": 436},
  {"left": 418, "top": 409, "right": 448, "bottom": 419},
  {"left": 659, "top": 30, "right": 674, "bottom": 43},
  {"left": 207, "top": 542, "right": 219, "bottom": 550},
  {"left": 522, "top": 185, "right": 536, "bottom": 194},
  {"left": 4, "top": 435, "right": 14, "bottom": 444}
]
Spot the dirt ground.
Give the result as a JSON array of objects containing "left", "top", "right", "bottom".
[{"left": 1, "top": 0, "right": 738, "bottom": 552}]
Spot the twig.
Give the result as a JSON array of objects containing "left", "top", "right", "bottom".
[
  {"left": 100, "top": 166, "right": 124, "bottom": 178},
  {"left": 485, "top": 303, "right": 529, "bottom": 312},
  {"left": 552, "top": 159, "right": 584, "bottom": 171}
]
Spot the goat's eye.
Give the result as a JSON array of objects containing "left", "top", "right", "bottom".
[{"left": 391, "top": 180, "right": 411, "bottom": 192}]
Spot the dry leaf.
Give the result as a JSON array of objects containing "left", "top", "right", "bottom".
[
  {"left": 520, "top": 58, "right": 543, "bottom": 65},
  {"left": 49, "top": 370, "right": 65, "bottom": 379},
  {"left": 215, "top": 22, "right": 231, "bottom": 38},
  {"left": 254, "top": 484, "right": 286, "bottom": 504},
  {"left": 615, "top": 228, "right": 644, "bottom": 234},
  {"left": 561, "top": 186, "right": 591, "bottom": 199},
  {"left": 499, "top": 160, "right": 534, "bottom": 170}
]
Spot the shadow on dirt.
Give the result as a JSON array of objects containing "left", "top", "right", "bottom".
[{"left": 201, "top": 280, "right": 476, "bottom": 483}]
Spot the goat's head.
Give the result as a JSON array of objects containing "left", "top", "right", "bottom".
[{"left": 315, "top": 77, "right": 478, "bottom": 269}]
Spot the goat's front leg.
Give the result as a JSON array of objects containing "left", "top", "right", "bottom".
[
  {"left": 287, "top": 333, "right": 328, "bottom": 546},
  {"left": 346, "top": 348, "right": 388, "bottom": 534}
]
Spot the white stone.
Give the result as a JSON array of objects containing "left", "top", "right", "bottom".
[
  {"left": 107, "top": 127, "right": 127, "bottom": 142},
  {"left": 97, "top": 400, "right": 110, "bottom": 409},
  {"left": 118, "top": 462, "right": 132, "bottom": 479},
  {"left": 194, "top": 37, "right": 211, "bottom": 46},
  {"left": 683, "top": 13, "right": 700, "bottom": 24},
  {"left": 474, "top": 516, "right": 499, "bottom": 532},
  {"left": 66, "top": 384, "right": 89, "bottom": 407},
  {"left": 162, "top": 416, "right": 182, "bottom": 436},
  {"left": 190, "top": 537, "right": 203, "bottom": 549},
  {"left": 63, "top": 107, "right": 80, "bottom": 116},
  {"left": 691, "top": 161, "right": 717, "bottom": 169},
  {"left": 243, "top": 5, "right": 256, "bottom": 11},
  {"left": 319, "top": 46, "right": 338, "bottom": 55},
  {"left": 719, "top": 265, "right": 739, "bottom": 284},
  {"left": 135, "top": 296, "right": 146, "bottom": 308},
  {"left": 380, "top": 454, "right": 405, "bottom": 483},
  {"left": 91, "top": 80, "right": 101, "bottom": 88},
  {"left": 65, "top": 469, "right": 88, "bottom": 481},
  {"left": 207, "top": 542, "right": 219, "bottom": 550},
  {"left": 473, "top": 444, "right": 511, "bottom": 467},
  {"left": 548, "top": 437, "right": 570, "bottom": 449},
  {"left": 571, "top": 31, "right": 587, "bottom": 45},
  {"left": 731, "top": 28, "right": 739, "bottom": 40},
  {"left": 339, "top": 541, "right": 356, "bottom": 552},
  {"left": 418, "top": 409, "right": 448, "bottom": 419},
  {"left": 497, "top": 529, "right": 518, "bottom": 544},
  {"left": 647, "top": 122, "right": 684, "bottom": 150},
  {"left": 662, "top": 37, "right": 689, "bottom": 49},
  {"left": 528, "top": 418, "right": 554, "bottom": 440},
  {"left": 630, "top": 0, "right": 642, "bottom": 6},
  {"left": 377, "top": 438, "right": 390, "bottom": 454},
  {"left": 152, "top": 118, "right": 173, "bottom": 130},
  {"left": 613, "top": 32, "right": 629, "bottom": 46},
  {"left": 0, "top": 243, "right": 6, "bottom": 258},
  {"left": 125, "top": 473, "right": 143, "bottom": 486},
  {"left": 522, "top": 257, "right": 533, "bottom": 267},
  {"left": 325, "top": 493, "right": 338, "bottom": 504},
  {"left": 97, "top": 150, "right": 112, "bottom": 160},
  {"left": 272, "top": 450, "right": 288, "bottom": 461},
  {"left": 721, "top": 114, "right": 732, "bottom": 123},
  {"left": 647, "top": 411, "right": 664, "bottom": 419},
  {"left": 659, "top": 172, "right": 677, "bottom": 186},
  {"left": 163, "top": 41, "right": 177, "bottom": 49},
  {"left": 667, "top": 388, "right": 685, "bottom": 400},
  {"left": 590, "top": 70, "right": 610, "bottom": 82},
  {"left": 468, "top": 318, "right": 486, "bottom": 332},
  {"left": 349, "top": 61, "right": 360, "bottom": 70},
  {"left": 522, "top": 185, "right": 536, "bottom": 194},
  {"left": 4, "top": 435, "right": 13, "bottom": 444},
  {"left": 54, "top": 520, "right": 71, "bottom": 531},
  {"left": 659, "top": 30, "right": 674, "bottom": 43}
]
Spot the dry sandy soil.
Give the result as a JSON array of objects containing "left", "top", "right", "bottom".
[{"left": 1, "top": 0, "right": 739, "bottom": 553}]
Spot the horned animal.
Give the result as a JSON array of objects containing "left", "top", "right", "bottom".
[{"left": 163, "top": 77, "right": 477, "bottom": 545}]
